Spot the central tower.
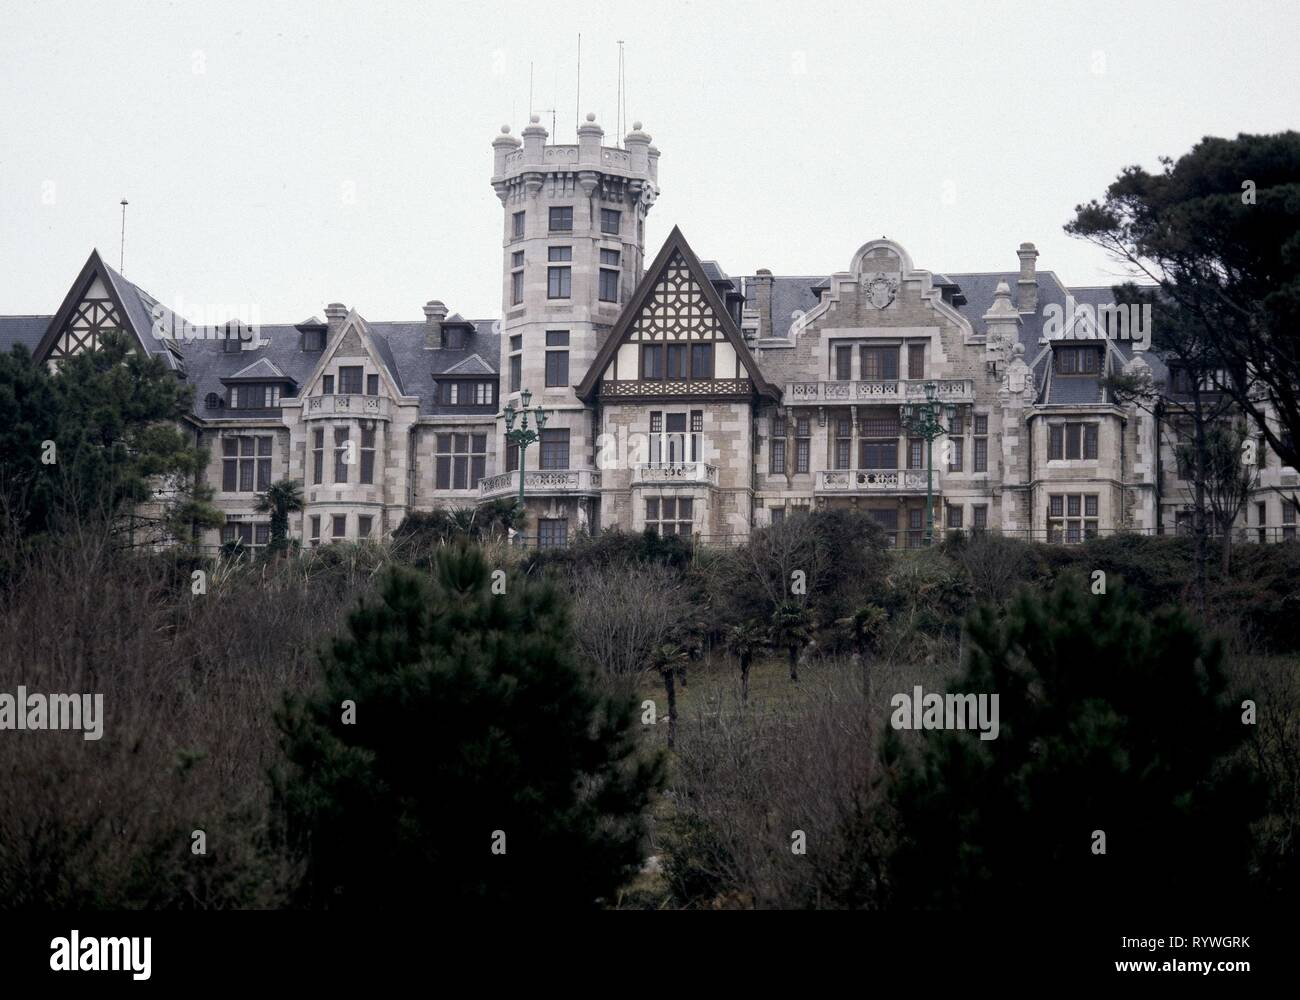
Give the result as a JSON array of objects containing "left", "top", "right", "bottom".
[{"left": 488, "top": 113, "right": 660, "bottom": 541}]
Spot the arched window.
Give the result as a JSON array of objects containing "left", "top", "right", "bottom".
[{"left": 205, "top": 392, "right": 224, "bottom": 409}]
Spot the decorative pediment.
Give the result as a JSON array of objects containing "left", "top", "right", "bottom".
[
  {"left": 34, "top": 250, "right": 158, "bottom": 365},
  {"left": 577, "top": 226, "right": 780, "bottom": 402}
]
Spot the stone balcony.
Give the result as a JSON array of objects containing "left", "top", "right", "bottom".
[
  {"left": 783, "top": 378, "right": 974, "bottom": 405},
  {"left": 478, "top": 468, "right": 602, "bottom": 501},
  {"left": 632, "top": 462, "right": 719, "bottom": 487},
  {"left": 304, "top": 394, "right": 391, "bottom": 421},
  {"left": 815, "top": 469, "right": 932, "bottom": 494}
]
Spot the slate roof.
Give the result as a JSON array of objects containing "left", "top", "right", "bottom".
[{"left": 0, "top": 316, "right": 51, "bottom": 354}]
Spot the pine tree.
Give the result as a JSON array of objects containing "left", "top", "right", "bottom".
[
  {"left": 273, "top": 545, "right": 664, "bottom": 909},
  {"left": 880, "top": 576, "right": 1264, "bottom": 911}
]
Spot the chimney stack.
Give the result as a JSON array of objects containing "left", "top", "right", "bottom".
[
  {"left": 324, "top": 302, "right": 348, "bottom": 333},
  {"left": 423, "top": 300, "right": 448, "bottom": 349},
  {"left": 753, "top": 270, "right": 774, "bottom": 339},
  {"left": 1016, "top": 242, "right": 1039, "bottom": 313}
]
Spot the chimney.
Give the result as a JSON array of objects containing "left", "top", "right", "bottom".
[
  {"left": 324, "top": 302, "right": 348, "bottom": 334},
  {"left": 423, "top": 300, "right": 448, "bottom": 349},
  {"left": 753, "top": 270, "right": 774, "bottom": 339},
  {"left": 1016, "top": 242, "right": 1039, "bottom": 313}
]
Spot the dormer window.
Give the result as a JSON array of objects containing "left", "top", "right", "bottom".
[
  {"left": 1054, "top": 347, "right": 1101, "bottom": 375},
  {"left": 205, "top": 392, "right": 224, "bottom": 410},
  {"left": 303, "top": 329, "right": 325, "bottom": 351},
  {"left": 229, "top": 383, "right": 280, "bottom": 409},
  {"left": 223, "top": 333, "right": 241, "bottom": 353}
]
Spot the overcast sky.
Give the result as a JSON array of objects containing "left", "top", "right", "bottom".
[{"left": 3, "top": 0, "right": 1297, "bottom": 323}]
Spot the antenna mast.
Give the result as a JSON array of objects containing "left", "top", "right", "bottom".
[
  {"left": 575, "top": 33, "right": 581, "bottom": 138},
  {"left": 119, "top": 199, "right": 128, "bottom": 273},
  {"left": 616, "top": 40, "right": 625, "bottom": 145}
]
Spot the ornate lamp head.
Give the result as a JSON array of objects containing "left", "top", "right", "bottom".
[
  {"left": 901, "top": 402, "right": 914, "bottom": 423},
  {"left": 536, "top": 407, "right": 548, "bottom": 429},
  {"left": 503, "top": 402, "right": 516, "bottom": 430},
  {"left": 521, "top": 388, "right": 533, "bottom": 409},
  {"left": 924, "top": 380, "right": 938, "bottom": 403},
  {"left": 944, "top": 402, "right": 957, "bottom": 423}
]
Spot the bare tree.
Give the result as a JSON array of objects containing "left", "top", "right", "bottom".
[
  {"left": 568, "top": 562, "right": 692, "bottom": 679},
  {"left": 1177, "top": 420, "right": 1260, "bottom": 576}
]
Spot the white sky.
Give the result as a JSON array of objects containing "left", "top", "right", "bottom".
[{"left": 2, "top": 0, "right": 1297, "bottom": 322}]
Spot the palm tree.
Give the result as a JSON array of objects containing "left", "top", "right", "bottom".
[
  {"left": 649, "top": 642, "right": 690, "bottom": 748},
  {"left": 253, "top": 479, "right": 304, "bottom": 555},
  {"left": 724, "top": 621, "right": 766, "bottom": 702},
  {"left": 770, "top": 602, "right": 812, "bottom": 683},
  {"left": 837, "top": 603, "right": 887, "bottom": 701}
]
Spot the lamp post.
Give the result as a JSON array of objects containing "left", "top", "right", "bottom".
[
  {"left": 503, "top": 388, "right": 548, "bottom": 512},
  {"left": 900, "top": 381, "right": 957, "bottom": 546}
]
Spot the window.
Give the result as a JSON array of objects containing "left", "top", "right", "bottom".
[
  {"left": 1048, "top": 493, "right": 1099, "bottom": 543},
  {"left": 973, "top": 414, "right": 988, "bottom": 473},
  {"left": 548, "top": 206, "right": 573, "bottom": 232},
  {"left": 333, "top": 426, "right": 349, "bottom": 484},
  {"left": 205, "top": 392, "right": 224, "bottom": 410},
  {"left": 310, "top": 515, "right": 321, "bottom": 545},
  {"left": 1054, "top": 347, "right": 1100, "bottom": 375},
  {"left": 312, "top": 429, "right": 324, "bottom": 485},
  {"left": 332, "top": 514, "right": 346, "bottom": 540},
  {"left": 512, "top": 211, "right": 525, "bottom": 238},
  {"left": 548, "top": 245, "right": 572, "bottom": 262},
  {"left": 690, "top": 343, "right": 714, "bottom": 379},
  {"left": 907, "top": 509, "right": 923, "bottom": 549},
  {"left": 599, "top": 268, "right": 619, "bottom": 302},
  {"left": 230, "top": 383, "right": 280, "bottom": 409},
  {"left": 1284, "top": 500, "right": 1297, "bottom": 541},
  {"left": 509, "top": 335, "right": 522, "bottom": 393},
  {"left": 435, "top": 433, "right": 488, "bottom": 490},
  {"left": 323, "top": 375, "right": 335, "bottom": 394},
  {"left": 600, "top": 208, "right": 621, "bottom": 234},
  {"left": 339, "top": 366, "right": 363, "bottom": 395},
  {"left": 222, "top": 436, "right": 272, "bottom": 493},
  {"left": 947, "top": 505, "right": 963, "bottom": 530},
  {"left": 221, "top": 521, "right": 271, "bottom": 554},
  {"left": 908, "top": 344, "right": 925, "bottom": 380},
  {"left": 358, "top": 515, "right": 372, "bottom": 539},
  {"left": 600, "top": 248, "right": 620, "bottom": 266},
  {"left": 545, "top": 330, "right": 569, "bottom": 388},
  {"left": 972, "top": 505, "right": 988, "bottom": 532},
  {"left": 511, "top": 269, "right": 524, "bottom": 306},
  {"left": 547, "top": 264, "right": 571, "bottom": 298},
  {"left": 641, "top": 344, "right": 664, "bottom": 379},
  {"left": 665, "top": 344, "right": 688, "bottom": 380},
  {"left": 795, "top": 417, "right": 810, "bottom": 474},
  {"left": 646, "top": 497, "right": 694, "bottom": 537},
  {"left": 907, "top": 437, "right": 923, "bottom": 470},
  {"left": 223, "top": 333, "right": 241, "bottom": 353},
  {"left": 835, "top": 345, "right": 852, "bottom": 381},
  {"left": 360, "top": 426, "right": 375, "bottom": 484},
  {"left": 835, "top": 418, "right": 852, "bottom": 470},
  {"left": 859, "top": 411, "right": 899, "bottom": 470},
  {"left": 770, "top": 437, "right": 786, "bottom": 474},
  {"left": 770, "top": 506, "right": 785, "bottom": 526},
  {"left": 505, "top": 440, "right": 519, "bottom": 473},
  {"left": 538, "top": 518, "right": 568, "bottom": 548},
  {"left": 304, "top": 329, "right": 325, "bottom": 351},
  {"left": 948, "top": 414, "right": 963, "bottom": 472},
  {"left": 1257, "top": 501, "right": 1268, "bottom": 545},
  {"left": 1049, "top": 422, "right": 1098, "bottom": 460},
  {"left": 366, "top": 373, "right": 379, "bottom": 395},
  {"left": 655, "top": 412, "right": 698, "bottom": 463},
  {"left": 860, "top": 346, "right": 899, "bottom": 380},
  {"left": 540, "top": 428, "right": 569, "bottom": 470}
]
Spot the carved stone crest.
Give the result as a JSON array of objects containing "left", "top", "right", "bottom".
[{"left": 862, "top": 271, "right": 899, "bottom": 309}]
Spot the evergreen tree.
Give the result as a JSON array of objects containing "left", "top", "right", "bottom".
[
  {"left": 880, "top": 577, "right": 1264, "bottom": 911},
  {"left": 0, "top": 334, "right": 217, "bottom": 543},
  {"left": 274, "top": 545, "right": 664, "bottom": 908}
]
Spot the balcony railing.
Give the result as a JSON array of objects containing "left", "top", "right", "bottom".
[
  {"left": 478, "top": 468, "right": 602, "bottom": 500},
  {"left": 632, "top": 462, "right": 719, "bottom": 487},
  {"left": 816, "top": 469, "right": 931, "bottom": 493},
  {"left": 305, "top": 394, "right": 390, "bottom": 420},
  {"left": 784, "top": 379, "right": 974, "bottom": 405}
]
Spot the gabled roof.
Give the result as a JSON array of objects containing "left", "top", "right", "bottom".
[
  {"left": 221, "top": 356, "right": 293, "bottom": 383},
  {"left": 440, "top": 352, "right": 495, "bottom": 376},
  {"left": 33, "top": 249, "right": 183, "bottom": 370},
  {"left": 577, "top": 225, "right": 781, "bottom": 402}
]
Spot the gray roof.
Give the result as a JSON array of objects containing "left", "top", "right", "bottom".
[{"left": 0, "top": 316, "right": 51, "bottom": 354}]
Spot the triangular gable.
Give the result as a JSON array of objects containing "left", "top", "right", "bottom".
[
  {"left": 298, "top": 309, "right": 404, "bottom": 399},
  {"left": 34, "top": 249, "right": 163, "bottom": 366},
  {"left": 441, "top": 353, "right": 495, "bottom": 376},
  {"left": 223, "top": 357, "right": 291, "bottom": 382},
  {"left": 577, "top": 225, "right": 781, "bottom": 402}
]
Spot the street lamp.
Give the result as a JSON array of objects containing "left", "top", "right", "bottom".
[
  {"left": 900, "top": 380, "right": 957, "bottom": 546},
  {"left": 502, "top": 388, "right": 548, "bottom": 511}
]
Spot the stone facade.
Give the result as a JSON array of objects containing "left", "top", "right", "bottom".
[{"left": 4, "top": 116, "right": 1297, "bottom": 550}]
